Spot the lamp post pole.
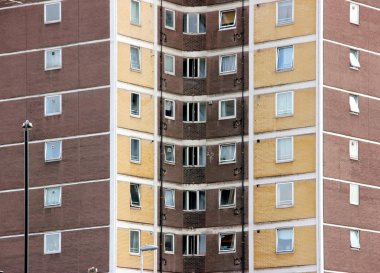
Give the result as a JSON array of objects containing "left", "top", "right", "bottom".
[
  {"left": 140, "top": 245, "right": 158, "bottom": 273},
  {"left": 22, "top": 120, "right": 32, "bottom": 273}
]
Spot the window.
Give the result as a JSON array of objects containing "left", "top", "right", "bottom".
[
  {"left": 349, "top": 94, "right": 359, "bottom": 114},
  {"left": 164, "top": 234, "right": 175, "bottom": 254},
  {"left": 164, "top": 144, "right": 175, "bottom": 164},
  {"left": 183, "top": 190, "right": 206, "bottom": 211},
  {"left": 349, "top": 49, "right": 360, "bottom": 69},
  {"left": 183, "top": 234, "right": 206, "bottom": 255},
  {"left": 276, "top": 91, "right": 293, "bottom": 117},
  {"left": 164, "top": 99, "right": 175, "bottom": 119},
  {"left": 276, "top": 46, "right": 294, "bottom": 71},
  {"left": 44, "top": 233, "right": 61, "bottom": 254},
  {"left": 350, "top": 3, "right": 359, "bottom": 25},
  {"left": 165, "top": 189, "right": 175, "bottom": 208},
  {"left": 45, "top": 48, "right": 62, "bottom": 70},
  {"left": 130, "top": 93, "right": 140, "bottom": 117},
  {"left": 45, "top": 95, "right": 62, "bottom": 116},
  {"left": 183, "top": 102, "right": 206, "bottom": 122},
  {"left": 219, "top": 233, "right": 235, "bottom": 252},
  {"left": 219, "top": 143, "right": 236, "bottom": 163},
  {"left": 130, "top": 46, "right": 141, "bottom": 71},
  {"left": 219, "top": 188, "right": 235, "bottom": 208},
  {"left": 44, "top": 187, "right": 62, "bottom": 207},
  {"left": 183, "top": 58, "right": 206, "bottom": 78},
  {"left": 45, "top": 140, "right": 62, "bottom": 162},
  {"left": 183, "top": 13, "right": 206, "bottom": 34},
  {"left": 219, "top": 10, "right": 236, "bottom": 29},
  {"left": 349, "top": 139, "right": 359, "bottom": 160},
  {"left": 130, "top": 0, "right": 140, "bottom": 25},
  {"left": 350, "top": 230, "right": 360, "bottom": 249},
  {"left": 276, "top": 137, "right": 293, "bottom": 163},
  {"left": 350, "top": 184, "right": 359, "bottom": 205},
  {"left": 165, "top": 9, "right": 175, "bottom": 30},
  {"left": 164, "top": 54, "right": 175, "bottom": 75},
  {"left": 130, "top": 183, "right": 141, "bottom": 207},
  {"left": 183, "top": 146, "right": 206, "bottom": 167},
  {"left": 130, "top": 138, "right": 140, "bottom": 163},
  {"left": 44, "top": 2, "right": 61, "bottom": 24},
  {"left": 220, "top": 54, "right": 237, "bottom": 74},
  {"left": 276, "top": 228, "right": 294, "bottom": 253},
  {"left": 130, "top": 230, "right": 140, "bottom": 254},
  {"left": 277, "top": 0, "right": 293, "bottom": 25},
  {"left": 219, "top": 99, "right": 236, "bottom": 119},
  {"left": 276, "top": 182, "right": 294, "bottom": 208}
]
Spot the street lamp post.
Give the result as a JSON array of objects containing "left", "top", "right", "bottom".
[
  {"left": 22, "top": 120, "right": 32, "bottom": 273},
  {"left": 140, "top": 245, "right": 158, "bottom": 273}
]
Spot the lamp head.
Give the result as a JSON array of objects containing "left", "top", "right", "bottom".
[{"left": 22, "top": 120, "right": 33, "bottom": 129}]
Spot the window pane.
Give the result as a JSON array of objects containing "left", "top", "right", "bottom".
[
  {"left": 199, "top": 58, "right": 206, "bottom": 77},
  {"left": 130, "top": 230, "right": 140, "bottom": 253},
  {"left": 199, "top": 14, "right": 206, "bottom": 33},
  {"left": 165, "top": 100, "right": 174, "bottom": 118},
  {"left": 46, "top": 49, "right": 62, "bottom": 70},
  {"left": 349, "top": 140, "right": 359, "bottom": 160},
  {"left": 350, "top": 184, "right": 359, "bottom": 205},
  {"left": 220, "top": 189, "right": 235, "bottom": 206},
  {"left": 277, "top": 137, "right": 293, "bottom": 162},
  {"left": 277, "top": 228, "right": 293, "bottom": 252},
  {"left": 198, "top": 146, "right": 206, "bottom": 166},
  {"left": 131, "top": 0, "right": 140, "bottom": 24},
  {"left": 220, "top": 100, "right": 235, "bottom": 118},
  {"left": 130, "top": 184, "right": 140, "bottom": 207},
  {"left": 199, "top": 191, "right": 206, "bottom": 210},
  {"left": 349, "top": 95, "right": 360, "bottom": 113},
  {"left": 165, "top": 189, "right": 175, "bottom": 207},
  {"left": 277, "top": 0, "right": 293, "bottom": 25},
  {"left": 220, "top": 144, "right": 236, "bottom": 162},
  {"left": 220, "top": 10, "right": 236, "bottom": 28},
  {"left": 164, "top": 55, "right": 174, "bottom": 74},
  {"left": 45, "top": 95, "right": 61, "bottom": 115},
  {"left": 199, "top": 234, "right": 206, "bottom": 255},
  {"left": 199, "top": 103, "right": 206, "bottom": 121},
  {"left": 45, "top": 141, "right": 62, "bottom": 161},
  {"left": 188, "top": 14, "right": 198, "bottom": 33},
  {"left": 165, "top": 10, "right": 174, "bottom": 28},
  {"left": 165, "top": 234, "right": 174, "bottom": 252},
  {"left": 349, "top": 49, "right": 360, "bottom": 68},
  {"left": 164, "top": 145, "right": 175, "bottom": 163},
  {"left": 277, "top": 182, "right": 293, "bottom": 207},
  {"left": 350, "top": 3, "right": 359, "bottom": 24},
  {"left": 221, "top": 55, "right": 236, "bottom": 73},
  {"left": 45, "top": 187, "right": 61, "bottom": 207},
  {"left": 130, "top": 47, "right": 140, "bottom": 70},
  {"left": 45, "top": 3, "right": 61, "bottom": 23},
  {"left": 131, "top": 93, "right": 140, "bottom": 116},
  {"left": 188, "top": 191, "right": 197, "bottom": 210},
  {"left": 220, "top": 234, "right": 235, "bottom": 251},
  {"left": 350, "top": 230, "right": 360, "bottom": 248},
  {"left": 183, "top": 14, "right": 187, "bottom": 32},
  {"left": 277, "top": 46, "right": 293, "bottom": 70},
  {"left": 45, "top": 233, "right": 60, "bottom": 253},
  {"left": 277, "top": 92, "right": 293, "bottom": 116},
  {"left": 131, "top": 139, "right": 140, "bottom": 162}
]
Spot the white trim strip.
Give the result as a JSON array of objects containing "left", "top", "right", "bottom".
[
  {"left": 255, "top": 126, "right": 316, "bottom": 140},
  {"left": 162, "top": 0, "right": 249, "bottom": 13},
  {"left": 324, "top": 84, "right": 380, "bottom": 101},
  {"left": 324, "top": 223, "right": 380, "bottom": 234},
  {"left": 255, "top": 173, "right": 316, "bottom": 185},
  {"left": 346, "top": 0, "right": 380, "bottom": 12},
  {"left": 255, "top": 35, "right": 316, "bottom": 50},
  {"left": 254, "top": 81, "right": 316, "bottom": 96},
  {"left": 253, "top": 265, "right": 317, "bottom": 273},
  {"left": 325, "top": 270, "right": 350, "bottom": 273},
  {"left": 162, "top": 180, "right": 249, "bottom": 190},
  {"left": 117, "top": 174, "right": 154, "bottom": 186},
  {"left": 324, "top": 176, "right": 380, "bottom": 190},
  {"left": 117, "top": 128, "right": 154, "bottom": 141},
  {"left": 324, "top": 38, "right": 380, "bottom": 56},
  {"left": 0, "top": 0, "right": 59, "bottom": 10},
  {"left": 324, "top": 131, "right": 380, "bottom": 146},
  {"left": 254, "top": 218, "right": 316, "bottom": 230}
]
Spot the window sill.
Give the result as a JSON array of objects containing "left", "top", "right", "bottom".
[
  {"left": 130, "top": 114, "right": 141, "bottom": 119},
  {"left": 130, "top": 160, "right": 141, "bottom": 164},
  {"left": 164, "top": 161, "right": 175, "bottom": 165},
  {"left": 45, "top": 112, "right": 62, "bottom": 117},
  {"left": 183, "top": 254, "right": 206, "bottom": 257},
  {"left": 276, "top": 113, "right": 294, "bottom": 118},
  {"left": 130, "top": 22, "right": 141, "bottom": 27},
  {"left": 218, "top": 116, "right": 236, "bottom": 120},
  {"left": 219, "top": 205, "right": 236, "bottom": 209},
  {"left": 276, "top": 204, "right": 294, "bottom": 209},
  {"left": 218, "top": 25, "right": 237, "bottom": 31},
  {"left": 219, "top": 160, "right": 237, "bottom": 165},
  {"left": 45, "top": 158, "right": 62, "bottom": 163},
  {"left": 276, "top": 250, "right": 294, "bottom": 255},
  {"left": 349, "top": 157, "right": 359, "bottom": 161},
  {"left": 218, "top": 249, "right": 236, "bottom": 254},
  {"left": 164, "top": 71, "right": 175, "bottom": 76},
  {"left": 45, "top": 66, "right": 62, "bottom": 71},
  {"left": 183, "top": 210, "right": 206, "bottom": 212},
  {"left": 165, "top": 116, "right": 175, "bottom": 120},
  {"left": 130, "top": 206, "right": 141, "bottom": 210},
  {"left": 130, "top": 68, "right": 142, "bottom": 73},
  {"left": 350, "top": 247, "right": 360, "bottom": 251},
  {"left": 44, "top": 250, "right": 61, "bottom": 255},
  {"left": 219, "top": 71, "right": 237, "bottom": 75},
  {"left": 276, "top": 159, "right": 294, "bottom": 164},
  {"left": 349, "top": 66, "right": 360, "bottom": 71},
  {"left": 183, "top": 165, "right": 205, "bottom": 168},
  {"left": 130, "top": 252, "right": 141, "bottom": 256},
  {"left": 276, "top": 21, "right": 294, "bottom": 27},
  {"left": 164, "top": 206, "right": 175, "bottom": 209},
  {"left": 44, "top": 204, "right": 62, "bottom": 209},
  {"left": 183, "top": 121, "right": 206, "bottom": 124},
  {"left": 164, "top": 251, "right": 175, "bottom": 254},
  {"left": 45, "top": 20, "right": 62, "bottom": 25},
  {"left": 349, "top": 111, "right": 359, "bottom": 116},
  {"left": 182, "top": 32, "right": 206, "bottom": 35},
  {"left": 164, "top": 26, "right": 175, "bottom": 31},
  {"left": 276, "top": 67, "right": 294, "bottom": 73}
]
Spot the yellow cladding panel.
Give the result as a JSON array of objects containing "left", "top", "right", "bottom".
[
  {"left": 118, "top": 135, "right": 154, "bottom": 179},
  {"left": 117, "top": 228, "right": 154, "bottom": 269},
  {"left": 254, "top": 180, "right": 316, "bottom": 223},
  {"left": 254, "top": 0, "right": 316, "bottom": 43},
  {"left": 254, "top": 89, "right": 316, "bottom": 133},
  {"left": 254, "top": 226, "right": 316, "bottom": 268},
  {"left": 118, "top": 0, "right": 154, "bottom": 43},
  {"left": 117, "top": 181, "right": 154, "bottom": 224},
  {"left": 254, "top": 135, "right": 315, "bottom": 178},
  {"left": 118, "top": 42, "right": 154, "bottom": 88},
  {"left": 254, "top": 42, "right": 316, "bottom": 88},
  {"left": 118, "top": 89, "right": 154, "bottom": 133}
]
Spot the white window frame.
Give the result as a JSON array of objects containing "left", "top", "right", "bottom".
[
  {"left": 183, "top": 58, "right": 206, "bottom": 78},
  {"left": 276, "top": 136, "right": 294, "bottom": 163},
  {"left": 275, "top": 91, "right": 294, "bottom": 117},
  {"left": 130, "top": 92, "right": 140, "bottom": 118},
  {"left": 44, "top": 2, "right": 61, "bottom": 24},
  {"left": 44, "top": 186, "right": 62, "bottom": 208},
  {"left": 219, "top": 54, "right": 237, "bottom": 75},
  {"left": 164, "top": 54, "right": 175, "bottom": 75},
  {"left": 164, "top": 99, "right": 175, "bottom": 120},
  {"left": 350, "top": 230, "right": 360, "bottom": 249},
  {"left": 44, "top": 95, "right": 62, "bottom": 116},
  {"left": 183, "top": 190, "right": 206, "bottom": 211},
  {"left": 183, "top": 102, "right": 207, "bottom": 123},
  {"left": 219, "top": 188, "right": 236, "bottom": 208},
  {"left": 183, "top": 234, "right": 206, "bottom": 256},
  {"left": 276, "top": 227, "right": 294, "bottom": 253},
  {"left": 45, "top": 140, "right": 62, "bottom": 162},
  {"left": 276, "top": 0, "right": 294, "bottom": 26},
  {"left": 219, "top": 233, "right": 236, "bottom": 253},
  {"left": 164, "top": 188, "right": 175, "bottom": 208},
  {"left": 164, "top": 233, "right": 175, "bottom": 254},
  {"left": 219, "top": 99, "right": 236, "bottom": 120},
  {"left": 130, "top": 229, "right": 141, "bottom": 255},
  {"left": 349, "top": 49, "right": 360, "bottom": 69},
  {"left": 130, "top": 0, "right": 141, "bottom": 25},
  {"left": 349, "top": 139, "right": 359, "bottom": 161},
  {"left": 44, "top": 232, "right": 61, "bottom": 254},
  {"left": 164, "top": 144, "right": 175, "bottom": 164},
  {"left": 183, "top": 146, "right": 206, "bottom": 167},
  {"left": 350, "top": 184, "right": 359, "bottom": 206},
  {"left": 276, "top": 45, "right": 294, "bottom": 71},
  {"left": 276, "top": 182, "right": 294, "bottom": 208},
  {"left": 219, "top": 143, "right": 237, "bottom": 164},
  {"left": 183, "top": 13, "right": 206, "bottom": 34},
  {"left": 219, "top": 9, "right": 237, "bottom": 30},
  {"left": 45, "top": 48, "right": 62, "bottom": 71},
  {"left": 165, "top": 9, "right": 175, "bottom": 30},
  {"left": 130, "top": 46, "right": 141, "bottom": 71},
  {"left": 130, "top": 183, "right": 141, "bottom": 208},
  {"left": 350, "top": 3, "right": 360, "bottom": 25},
  {"left": 130, "top": 138, "right": 141, "bottom": 163}
]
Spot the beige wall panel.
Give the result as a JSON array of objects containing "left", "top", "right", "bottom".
[
  {"left": 118, "top": 43, "right": 154, "bottom": 88},
  {"left": 254, "top": 42, "right": 316, "bottom": 88},
  {"left": 118, "top": 0, "right": 154, "bottom": 43},
  {"left": 118, "top": 89, "right": 154, "bottom": 133},
  {"left": 254, "top": 180, "right": 316, "bottom": 223},
  {"left": 118, "top": 135, "right": 154, "bottom": 179},
  {"left": 254, "top": 89, "right": 316, "bottom": 133},
  {"left": 254, "top": 0, "right": 316, "bottom": 43},
  {"left": 117, "top": 228, "right": 154, "bottom": 269},
  {"left": 254, "top": 226, "right": 316, "bottom": 268},
  {"left": 254, "top": 135, "right": 316, "bottom": 178},
  {"left": 117, "top": 181, "right": 154, "bottom": 224}
]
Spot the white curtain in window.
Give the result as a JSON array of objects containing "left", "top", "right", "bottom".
[
  {"left": 220, "top": 144, "right": 236, "bottom": 162},
  {"left": 131, "top": 0, "right": 140, "bottom": 24},
  {"left": 221, "top": 55, "right": 236, "bottom": 73},
  {"left": 349, "top": 50, "right": 360, "bottom": 68},
  {"left": 277, "top": 0, "right": 293, "bottom": 24},
  {"left": 165, "top": 189, "right": 175, "bottom": 207},
  {"left": 45, "top": 187, "right": 61, "bottom": 206},
  {"left": 277, "top": 182, "right": 292, "bottom": 206},
  {"left": 45, "top": 233, "right": 60, "bottom": 253},
  {"left": 277, "top": 47, "right": 293, "bottom": 70},
  {"left": 164, "top": 55, "right": 174, "bottom": 74},
  {"left": 130, "top": 231, "right": 140, "bottom": 253},
  {"left": 350, "top": 3, "right": 359, "bottom": 24},
  {"left": 350, "top": 230, "right": 360, "bottom": 248},
  {"left": 277, "top": 228, "right": 293, "bottom": 252},
  {"left": 277, "top": 92, "right": 292, "bottom": 116},
  {"left": 277, "top": 138, "right": 292, "bottom": 161},
  {"left": 349, "top": 95, "right": 360, "bottom": 113},
  {"left": 130, "top": 47, "right": 140, "bottom": 70},
  {"left": 46, "top": 49, "right": 61, "bottom": 69},
  {"left": 350, "top": 184, "right": 359, "bottom": 205}
]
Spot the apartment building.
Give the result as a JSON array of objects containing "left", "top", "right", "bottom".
[{"left": 0, "top": 0, "right": 378, "bottom": 273}]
